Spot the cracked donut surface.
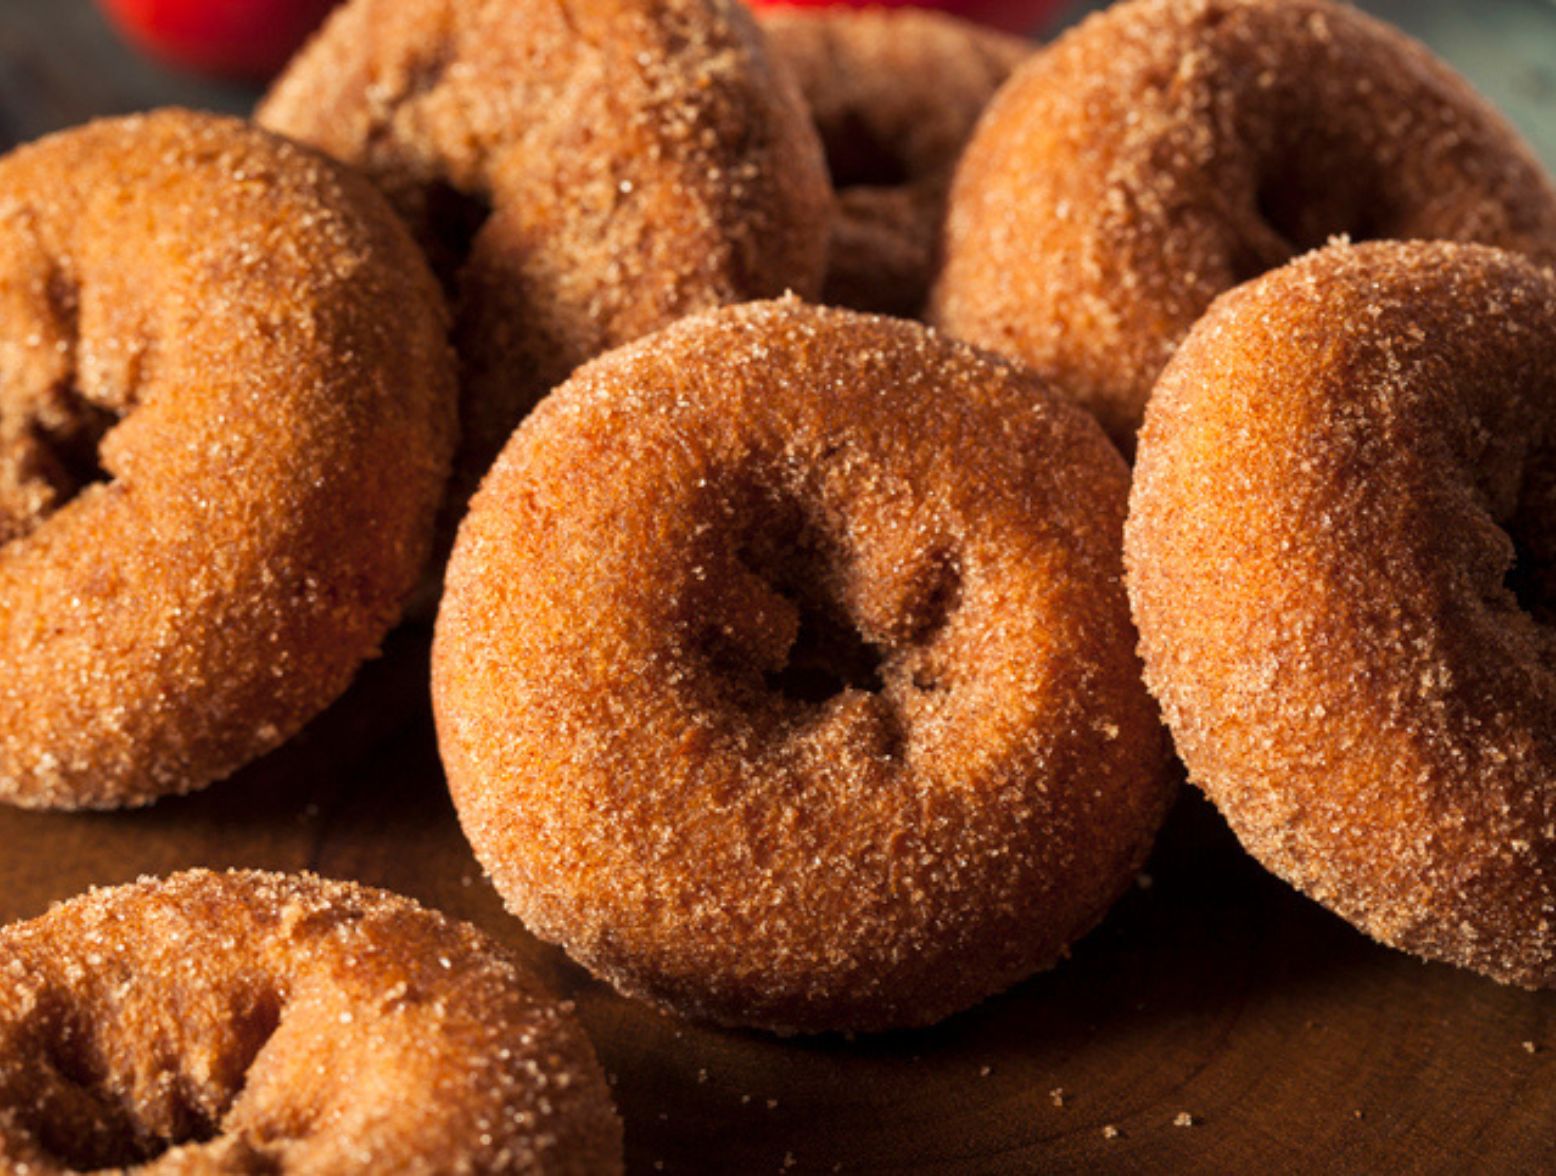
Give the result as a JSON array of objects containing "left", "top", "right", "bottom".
[
  {"left": 259, "top": 0, "right": 831, "bottom": 507},
  {"left": 0, "top": 110, "right": 455, "bottom": 810},
  {"left": 433, "top": 298, "right": 1173, "bottom": 1034},
  {"left": 1127, "top": 240, "right": 1556, "bottom": 988},
  {"left": 931, "top": 0, "right": 1556, "bottom": 452},
  {"left": 0, "top": 869, "right": 622, "bottom": 1173}
]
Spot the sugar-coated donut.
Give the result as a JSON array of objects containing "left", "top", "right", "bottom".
[
  {"left": 931, "top": 0, "right": 1556, "bottom": 451},
  {"left": 760, "top": 6, "right": 1030, "bottom": 316},
  {"left": 0, "top": 110, "right": 455, "bottom": 811},
  {"left": 1127, "top": 240, "right": 1556, "bottom": 988},
  {"left": 259, "top": 0, "right": 831, "bottom": 506},
  {"left": 0, "top": 870, "right": 622, "bottom": 1173},
  {"left": 433, "top": 298, "right": 1172, "bottom": 1034}
]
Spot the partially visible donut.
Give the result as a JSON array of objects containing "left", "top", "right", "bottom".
[
  {"left": 0, "top": 870, "right": 623, "bottom": 1173},
  {"left": 0, "top": 110, "right": 455, "bottom": 810},
  {"left": 1126, "top": 240, "right": 1556, "bottom": 988},
  {"left": 931, "top": 0, "right": 1556, "bottom": 451},
  {"left": 259, "top": 0, "right": 831, "bottom": 504},
  {"left": 761, "top": 6, "right": 1030, "bottom": 316},
  {"left": 433, "top": 298, "right": 1172, "bottom": 1034}
]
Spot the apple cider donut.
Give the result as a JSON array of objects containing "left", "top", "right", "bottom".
[
  {"left": 0, "top": 870, "right": 623, "bottom": 1173},
  {"left": 0, "top": 110, "right": 455, "bottom": 810},
  {"left": 260, "top": 0, "right": 831, "bottom": 502},
  {"left": 760, "top": 6, "right": 1031, "bottom": 316},
  {"left": 1127, "top": 240, "right": 1556, "bottom": 988},
  {"left": 931, "top": 0, "right": 1556, "bottom": 451},
  {"left": 433, "top": 298, "right": 1172, "bottom": 1034}
]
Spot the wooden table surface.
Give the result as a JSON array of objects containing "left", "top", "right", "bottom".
[{"left": 3, "top": 3, "right": 1556, "bottom": 1174}]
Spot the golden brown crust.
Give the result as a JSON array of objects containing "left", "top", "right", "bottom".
[
  {"left": 760, "top": 7, "right": 1031, "bottom": 317},
  {"left": 0, "top": 110, "right": 456, "bottom": 811},
  {"left": 259, "top": 0, "right": 832, "bottom": 506},
  {"left": 0, "top": 870, "right": 622, "bottom": 1174},
  {"left": 931, "top": 0, "right": 1556, "bottom": 452},
  {"left": 433, "top": 298, "right": 1172, "bottom": 1034},
  {"left": 1126, "top": 239, "right": 1556, "bottom": 988}
]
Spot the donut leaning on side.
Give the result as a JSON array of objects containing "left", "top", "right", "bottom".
[
  {"left": 0, "top": 110, "right": 456, "bottom": 810},
  {"left": 433, "top": 298, "right": 1173, "bottom": 1035},
  {"left": 930, "top": 0, "right": 1556, "bottom": 453},
  {"left": 760, "top": 6, "right": 1032, "bottom": 317},
  {"left": 1127, "top": 240, "right": 1556, "bottom": 988},
  {"left": 0, "top": 870, "right": 622, "bottom": 1173},
  {"left": 259, "top": 0, "right": 832, "bottom": 512}
]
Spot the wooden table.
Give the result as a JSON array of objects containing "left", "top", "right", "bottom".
[{"left": 3, "top": 3, "right": 1555, "bottom": 1173}]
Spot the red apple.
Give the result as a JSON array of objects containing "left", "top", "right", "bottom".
[
  {"left": 96, "top": 0, "right": 340, "bottom": 80},
  {"left": 745, "top": 0, "right": 1065, "bottom": 36}
]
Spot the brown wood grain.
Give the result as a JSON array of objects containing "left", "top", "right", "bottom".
[{"left": 2, "top": 1, "right": 1555, "bottom": 1172}]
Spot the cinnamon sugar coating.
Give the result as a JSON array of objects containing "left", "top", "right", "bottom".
[
  {"left": 0, "top": 870, "right": 622, "bottom": 1173},
  {"left": 0, "top": 110, "right": 456, "bottom": 811},
  {"left": 931, "top": 0, "right": 1556, "bottom": 452},
  {"left": 760, "top": 7, "right": 1030, "bottom": 317},
  {"left": 433, "top": 299, "right": 1172, "bottom": 1034},
  {"left": 1127, "top": 240, "right": 1556, "bottom": 988},
  {"left": 259, "top": 0, "right": 831, "bottom": 509}
]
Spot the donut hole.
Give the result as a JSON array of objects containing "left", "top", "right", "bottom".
[
  {"left": 1503, "top": 532, "right": 1552, "bottom": 622},
  {"left": 1253, "top": 170, "right": 1379, "bottom": 259},
  {"left": 1504, "top": 469, "right": 1556, "bottom": 626},
  {"left": 820, "top": 111, "right": 914, "bottom": 192},
  {"left": 699, "top": 484, "right": 964, "bottom": 714},
  {"left": 765, "top": 595, "right": 886, "bottom": 703},
  {"left": 30, "top": 1007, "right": 152, "bottom": 1170},
  {"left": 32, "top": 390, "right": 114, "bottom": 497},
  {"left": 0, "top": 385, "right": 117, "bottom": 547},
  {"left": 19, "top": 986, "right": 283, "bottom": 1170},
  {"left": 1233, "top": 122, "right": 1409, "bottom": 286},
  {"left": 736, "top": 508, "right": 887, "bottom": 705}
]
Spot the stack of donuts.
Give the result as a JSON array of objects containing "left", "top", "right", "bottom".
[{"left": 1, "top": 0, "right": 1554, "bottom": 1167}]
